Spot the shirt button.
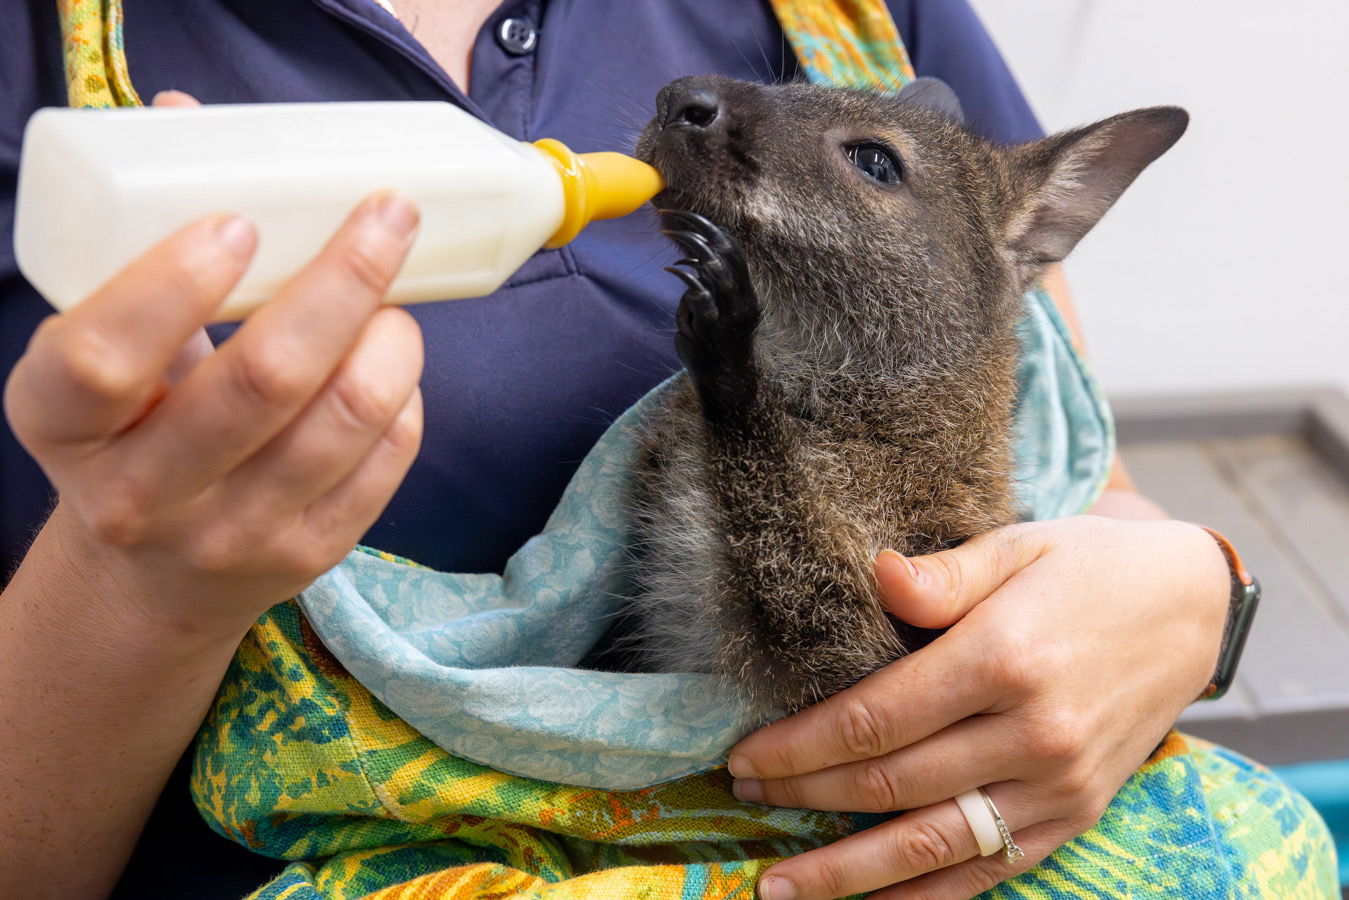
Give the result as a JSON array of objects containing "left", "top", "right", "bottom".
[{"left": 496, "top": 17, "right": 539, "bottom": 55}]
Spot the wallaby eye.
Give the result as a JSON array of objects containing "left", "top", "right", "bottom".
[{"left": 845, "top": 142, "right": 902, "bottom": 184}]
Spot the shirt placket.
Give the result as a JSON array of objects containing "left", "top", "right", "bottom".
[{"left": 469, "top": 0, "right": 544, "bottom": 141}]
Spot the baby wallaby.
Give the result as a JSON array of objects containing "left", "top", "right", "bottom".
[{"left": 626, "top": 75, "right": 1186, "bottom": 718}]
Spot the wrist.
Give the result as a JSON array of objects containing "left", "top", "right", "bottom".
[
  {"left": 0, "top": 509, "right": 257, "bottom": 900},
  {"left": 17, "top": 502, "right": 260, "bottom": 657},
  {"left": 1193, "top": 525, "right": 1260, "bottom": 701},
  {"left": 1163, "top": 520, "right": 1234, "bottom": 701}
]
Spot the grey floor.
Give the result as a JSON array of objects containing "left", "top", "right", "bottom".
[{"left": 1123, "top": 427, "right": 1349, "bottom": 764}]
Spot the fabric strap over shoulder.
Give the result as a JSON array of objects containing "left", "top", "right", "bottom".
[{"left": 57, "top": 0, "right": 140, "bottom": 108}]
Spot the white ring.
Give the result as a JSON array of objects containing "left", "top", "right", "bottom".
[{"left": 954, "top": 788, "right": 1003, "bottom": 857}]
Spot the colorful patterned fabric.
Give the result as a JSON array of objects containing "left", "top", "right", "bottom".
[
  {"left": 194, "top": 599, "right": 1337, "bottom": 899},
  {"left": 55, "top": 0, "right": 1337, "bottom": 897},
  {"left": 57, "top": 0, "right": 139, "bottom": 108},
  {"left": 1276, "top": 760, "right": 1349, "bottom": 887},
  {"left": 766, "top": 0, "right": 915, "bottom": 89}
]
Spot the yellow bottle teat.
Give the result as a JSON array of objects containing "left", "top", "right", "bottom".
[{"left": 532, "top": 138, "right": 664, "bottom": 248}]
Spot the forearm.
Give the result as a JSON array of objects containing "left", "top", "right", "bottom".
[
  {"left": 1088, "top": 460, "right": 1169, "bottom": 521},
  {"left": 0, "top": 505, "right": 254, "bottom": 899}
]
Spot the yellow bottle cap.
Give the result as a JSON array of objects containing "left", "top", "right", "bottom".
[{"left": 532, "top": 138, "right": 664, "bottom": 248}]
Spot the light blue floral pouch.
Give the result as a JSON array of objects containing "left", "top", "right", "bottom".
[{"left": 297, "top": 286, "right": 1113, "bottom": 790}]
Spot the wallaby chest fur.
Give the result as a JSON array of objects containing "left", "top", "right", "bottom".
[{"left": 623, "top": 75, "right": 1185, "bottom": 718}]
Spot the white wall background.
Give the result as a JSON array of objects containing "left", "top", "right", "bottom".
[{"left": 968, "top": 1, "right": 1349, "bottom": 399}]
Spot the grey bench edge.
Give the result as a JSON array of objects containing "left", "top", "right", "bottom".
[{"left": 1109, "top": 385, "right": 1344, "bottom": 444}]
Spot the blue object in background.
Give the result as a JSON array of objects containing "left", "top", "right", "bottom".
[{"left": 1275, "top": 760, "right": 1349, "bottom": 887}]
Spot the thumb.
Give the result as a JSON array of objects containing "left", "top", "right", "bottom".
[{"left": 875, "top": 525, "right": 1045, "bottom": 629}]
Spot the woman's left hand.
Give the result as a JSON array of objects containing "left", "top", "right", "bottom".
[{"left": 728, "top": 514, "right": 1231, "bottom": 900}]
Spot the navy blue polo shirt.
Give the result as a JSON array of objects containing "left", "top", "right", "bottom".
[
  {"left": 1, "top": 0, "right": 1040, "bottom": 582},
  {"left": 0, "top": 4, "right": 1039, "bottom": 890}
]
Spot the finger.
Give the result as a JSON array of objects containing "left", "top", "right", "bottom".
[
  {"left": 875, "top": 524, "right": 1048, "bottom": 630},
  {"left": 756, "top": 784, "right": 1037, "bottom": 900},
  {"left": 729, "top": 632, "right": 997, "bottom": 779},
  {"left": 734, "top": 714, "right": 1023, "bottom": 814},
  {"left": 123, "top": 190, "right": 419, "bottom": 501},
  {"left": 867, "top": 819, "right": 1065, "bottom": 900},
  {"left": 151, "top": 90, "right": 201, "bottom": 108},
  {"left": 302, "top": 385, "right": 424, "bottom": 545},
  {"left": 228, "top": 307, "right": 423, "bottom": 512},
  {"left": 161, "top": 386, "right": 423, "bottom": 586},
  {"left": 4, "top": 215, "right": 256, "bottom": 447}
]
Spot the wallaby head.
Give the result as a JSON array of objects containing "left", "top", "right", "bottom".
[{"left": 636, "top": 75, "right": 1187, "bottom": 376}]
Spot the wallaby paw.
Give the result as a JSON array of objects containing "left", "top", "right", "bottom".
[{"left": 661, "top": 210, "right": 760, "bottom": 417}]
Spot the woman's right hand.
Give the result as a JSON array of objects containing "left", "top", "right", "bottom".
[{"left": 3, "top": 187, "right": 425, "bottom": 634}]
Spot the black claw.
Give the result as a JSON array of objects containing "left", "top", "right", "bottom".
[
  {"left": 660, "top": 210, "right": 759, "bottom": 418},
  {"left": 667, "top": 230, "right": 716, "bottom": 263},
  {"left": 663, "top": 265, "right": 706, "bottom": 294},
  {"left": 660, "top": 210, "right": 735, "bottom": 255},
  {"left": 658, "top": 208, "right": 717, "bottom": 233}
]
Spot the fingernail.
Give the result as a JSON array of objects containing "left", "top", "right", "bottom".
[
  {"left": 879, "top": 548, "right": 920, "bottom": 580},
  {"left": 214, "top": 215, "right": 256, "bottom": 261},
  {"left": 759, "top": 874, "right": 797, "bottom": 900},
  {"left": 727, "top": 753, "right": 758, "bottom": 778},
  {"left": 732, "top": 777, "right": 763, "bottom": 803},
  {"left": 373, "top": 190, "right": 420, "bottom": 238}
]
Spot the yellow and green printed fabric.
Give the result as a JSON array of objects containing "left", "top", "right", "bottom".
[
  {"left": 57, "top": 0, "right": 139, "bottom": 108},
  {"left": 194, "top": 598, "right": 1337, "bottom": 899},
  {"left": 766, "top": 0, "right": 915, "bottom": 89}
]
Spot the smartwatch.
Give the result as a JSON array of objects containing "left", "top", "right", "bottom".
[{"left": 1197, "top": 526, "right": 1261, "bottom": 701}]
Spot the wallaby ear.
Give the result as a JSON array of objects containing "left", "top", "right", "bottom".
[
  {"left": 1006, "top": 106, "right": 1188, "bottom": 266},
  {"left": 896, "top": 77, "right": 965, "bottom": 123}
]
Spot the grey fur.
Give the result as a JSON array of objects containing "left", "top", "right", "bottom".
[{"left": 623, "top": 76, "right": 1187, "bottom": 719}]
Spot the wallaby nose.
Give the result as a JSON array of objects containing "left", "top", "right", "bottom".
[{"left": 659, "top": 80, "right": 721, "bottom": 130}]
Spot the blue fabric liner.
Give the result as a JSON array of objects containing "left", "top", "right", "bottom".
[{"left": 298, "top": 286, "right": 1114, "bottom": 790}]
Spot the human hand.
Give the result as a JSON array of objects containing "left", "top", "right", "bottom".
[
  {"left": 4, "top": 118, "right": 425, "bottom": 636},
  {"left": 727, "top": 515, "right": 1231, "bottom": 900}
]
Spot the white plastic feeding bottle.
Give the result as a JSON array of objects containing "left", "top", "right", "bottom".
[{"left": 14, "top": 101, "right": 663, "bottom": 321}]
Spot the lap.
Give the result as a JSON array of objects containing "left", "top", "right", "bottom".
[{"left": 188, "top": 602, "right": 1337, "bottom": 899}]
